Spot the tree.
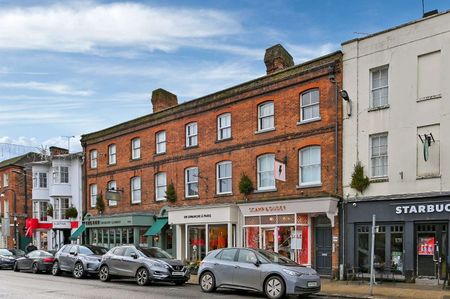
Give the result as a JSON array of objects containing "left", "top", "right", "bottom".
[
  {"left": 165, "top": 182, "right": 177, "bottom": 203},
  {"left": 350, "top": 161, "right": 370, "bottom": 194},
  {"left": 96, "top": 193, "right": 105, "bottom": 214},
  {"left": 239, "top": 173, "right": 254, "bottom": 199}
]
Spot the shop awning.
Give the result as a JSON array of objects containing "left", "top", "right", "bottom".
[
  {"left": 144, "top": 218, "right": 167, "bottom": 236},
  {"left": 70, "top": 224, "right": 86, "bottom": 241}
]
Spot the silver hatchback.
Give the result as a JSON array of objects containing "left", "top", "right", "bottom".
[{"left": 198, "top": 248, "right": 320, "bottom": 299}]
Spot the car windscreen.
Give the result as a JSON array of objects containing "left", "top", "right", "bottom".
[
  {"left": 40, "top": 251, "right": 54, "bottom": 257},
  {"left": 10, "top": 249, "right": 25, "bottom": 256},
  {"left": 257, "top": 249, "right": 298, "bottom": 265},
  {"left": 0, "top": 249, "right": 13, "bottom": 256},
  {"left": 139, "top": 248, "right": 173, "bottom": 259},
  {"left": 81, "top": 246, "right": 107, "bottom": 255}
]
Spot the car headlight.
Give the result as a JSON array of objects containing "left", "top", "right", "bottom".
[
  {"left": 153, "top": 261, "right": 169, "bottom": 269},
  {"left": 282, "top": 269, "right": 303, "bottom": 276}
]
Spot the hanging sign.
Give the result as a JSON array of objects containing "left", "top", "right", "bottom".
[{"left": 274, "top": 160, "right": 286, "bottom": 181}]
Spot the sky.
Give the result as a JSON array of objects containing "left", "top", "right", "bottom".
[{"left": 0, "top": 0, "right": 448, "bottom": 159}]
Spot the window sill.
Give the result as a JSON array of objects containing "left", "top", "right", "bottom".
[
  {"left": 254, "top": 128, "right": 275, "bottom": 135},
  {"left": 107, "top": 163, "right": 117, "bottom": 167},
  {"left": 214, "top": 192, "right": 233, "bottom": 198},
  {"left": 185, "top": 196, "right": 199, "bottom": 200},
  {"left": 184, "top": 145, "right": 199, "bottom": 150},
  {"left": 215, "top": 137, "right": 233, "bottom": 144},
  {"left": 297, "top": 183, "right": 322, "bottom": 189},
  {"left": 417, "top": 94, "right": 441, "bottom": 102},
  {"left": 131, "top": 202, "right": 141, "bottom": 205},
  {"left": 368, "top": 105, "right": 390, "bottom": 112},
  {"left": 416, "top": 174, "right": 441, "bottom": 180},
  {"left": 370, "top": 177, "right": 389, "bottom": 183},
  {"left": 154, "top": 152, "right": 166, "bottom": 157},
  {"left": 155, "top": 198, "right": 166, "bottom": 202},
  {"left": 253, "top": 188, "right": 277, "bottom": 194},
  {"left": 130, "top": 158, "right": 141, "bottom": 162},
  {"left": 297, "top": 117, "right": 321, "bottom": 125}
]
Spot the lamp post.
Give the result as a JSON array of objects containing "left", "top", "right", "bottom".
[{"left": 1, "top": 189, "right": 18, "bottom": 249}]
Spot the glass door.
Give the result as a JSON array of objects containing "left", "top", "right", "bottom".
[{"left": 262, "top": 228, "right": 275, "bottom": 251}]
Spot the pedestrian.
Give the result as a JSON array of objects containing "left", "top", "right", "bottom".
[{"left": 26, "top": 242, "right": 37, "bottom": 253}]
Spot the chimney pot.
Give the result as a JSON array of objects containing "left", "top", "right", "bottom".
[
  {"left": 151, "top": 88, "right": 178, "bottom": 113},
  {"left": 264, "top": 44, "right": 294, "bottom": 75}
]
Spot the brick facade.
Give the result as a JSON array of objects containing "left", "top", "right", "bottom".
[{"left": 81, "top": 48, "right": 343, "bottom": 275}]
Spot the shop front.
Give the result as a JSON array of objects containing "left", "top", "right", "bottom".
[
  {"left": 238, "top": 197, "right": 339, "bottom": 275},
  {"left": 84, "top": 213, "right": 154, "bottom": 249},
  {"left": 168, "top": 204, "right": 240, "bottom": 261},
  {"left": 344, "top": 197, "right": 450, "bottom": 282}
]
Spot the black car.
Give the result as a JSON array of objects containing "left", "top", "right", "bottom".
[
  {"left": 52, "top": 244, "right": 107, "bottom": 278},
  {"left": 14, "top": 250, "right": 55, "bottom": 273},
  {"left": 0, "top": 248, "right": 16, "bottom": 269},
  {"left": 99, "top": 246, "right": 189, "bottom": 286}
]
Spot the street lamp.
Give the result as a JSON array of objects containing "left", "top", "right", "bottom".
[{"left": 1, "top": 189, "right": 18, "bottom": 249}]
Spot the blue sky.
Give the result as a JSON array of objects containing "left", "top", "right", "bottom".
[{"left": 0, "top": 0, "right": 448, "bottom": 157}]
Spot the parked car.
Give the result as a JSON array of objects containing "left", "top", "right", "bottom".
[
  {"left": 14, "top": 250, "right": 55, "bottom": 273},
  {"left": 51, "top": 244, "right": 107, "bottom": 278},
  {"left": 8, "top": 248, "right": 26, "bottom": 258},
  {"left": 98, "top": 246, "right": 189, "bottom": 286},
  {"left": 0, "top": 248, "right": 17, "bottom": 270},
  {"left": 198, "top": 248, "right": 321, "bottom": 299}
]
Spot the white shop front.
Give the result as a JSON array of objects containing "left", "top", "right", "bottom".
[{"left": 168, "top": 204, "right": 241, "bottom": 261}]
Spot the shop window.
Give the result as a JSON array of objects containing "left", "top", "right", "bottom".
[
  {"left": 245, "top": 216, "right": 260, "bottom": 226},
  {"left": 278, "top": 226, "right": 293, "bottom": 258},
  {"left": 115, "top": 228, "right": 121, "bottom": 246},
  {"left": 165, "top": 229, "right": 173, "bottom": 250},
  {"left": 375, "top": 226, "right": 386, "bottom": 269},
  {"left": 188, "top": 226, "right": 206, "bottom": 261},
  {"left": 296, "top": 214, "right": 309, "bottom": 225},
  {"left": 390, "top": 225, "right": 404, "bottom": 274},
  {"left": 357, "top": 225, "right": 370, "bottom": 273},
  {"left": 208, "top": 224, "right": 228, "bottom": 250},
  {"left": 245, "top": 227, "right": 260, "bottom": 249},
  {"left": 278, "top": 214, "right": 295, "bottom": 224}
]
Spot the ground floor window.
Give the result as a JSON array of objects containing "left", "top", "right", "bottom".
[
  {"left": 208, "top": 224, "right": 228, "bottom": 250},
  {"left": 188, "top": 225, "right": 205, "bottom": 261},
  {"left": 89, "top": 227, "right": 137, "bottom": 248}
]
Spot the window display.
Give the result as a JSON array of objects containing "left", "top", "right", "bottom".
[
  {"left": 188, "top": 226, "right": 205, "bottom": 261},
  {"left": 208, "top": 225, "right": 227, "bottom": 250}
]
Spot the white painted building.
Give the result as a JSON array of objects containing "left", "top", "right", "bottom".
[
  {"left": 30, "top": 151, "right": 83, "bottom": 250},
  {"left": 342, "top": 10, "right": 450, "bottom": 282}
]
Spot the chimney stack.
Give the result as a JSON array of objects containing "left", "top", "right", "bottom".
[
  {"left": 49, "top": 146, "right": 69, "bottom": 156},
  {"left": 151, "top": 88, "right": 178, "bottom": 113},
  {"left": 264, "top": 44, "right": 294, "bottom": 75}
]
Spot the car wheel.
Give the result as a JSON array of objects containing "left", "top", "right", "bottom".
[
  {"left": 51, "top": 261, "right": 61, "bottom": 276},
  {"left": 264, "top": 276, "right": 286, "bottom": 299},
  {"left": 13, "top": 262, "right": 19, "bottom": 272},
  {"left": 199, "top": 271, "right": 216, "bottom": 293},
  {"left": 136, "top": 267, "right": 150, "bottom": 286},
  {"left": 73, "top": 262, "right": 85, "bottom": 279},
  {"left": 32, "top": 262, "right": 40, "bottom": 274},
  {"left": 99, "top": 265, "right": 111, "bottom": 282}
]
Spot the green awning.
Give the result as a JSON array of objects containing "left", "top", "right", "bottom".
[
  {"left": 70, "top": 224, "right": 86, "bottom": 241},
  {"left": 144, "top": 218, "right": 168, "bottom": 236}
]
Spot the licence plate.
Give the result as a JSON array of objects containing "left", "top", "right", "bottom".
[
  {"left": 307, "top": 281, "right": 318, "bottom": 287},
  {"left": 172, "top": 271, "right": 184, "bottom": 276}
]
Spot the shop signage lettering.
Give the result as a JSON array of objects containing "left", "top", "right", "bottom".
[
  {"left": 183, "top": 214, "right": 211, "bottom": 219},
  {"left": 395, "top": 203, "right": 450, "bottom": 214},
  {"left": 248, "top": 205, "right": 287, "bottom": 213},
  {"left": 84, "top": 219, "right": 132, "bottom": 226},
  {"left": 53, "top": 221, "right": 71, "bottom": 229}
]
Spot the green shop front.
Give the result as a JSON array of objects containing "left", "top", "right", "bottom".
[{"left": 84, "top": 213, "right": 154, "bottom": 249}]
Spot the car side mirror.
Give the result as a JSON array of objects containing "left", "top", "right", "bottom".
[
  {"left": 131, "top": 253, "right": 138, "bottom": 259},
  {"left": 69, "top": 251, "right": 76, "bottom": 256},
  {"left": 254, "top": 260, "right": 261, "bottom": 267},
  {"left": 25, "top": 254, "right": 29, "bottom": 258}
]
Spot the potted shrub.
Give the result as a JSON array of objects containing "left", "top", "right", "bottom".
[
  {"left": 239, "top": 173, "right": 254, "bottom": 200},
  {"left": 46, "top": 204, "right": 53, "bottom": 218},
  {"left": 65, "top": 206, "right": 78, "bottom": 219},
  {"left": 165, "top": 182, "right": 177, "bottom": 203},
  {"left": 96, "top": 193, "right": 105, "bottom": 214}
]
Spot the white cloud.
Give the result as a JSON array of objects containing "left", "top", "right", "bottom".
[
  {"left": 0, "top": 81, "right": 93, "bottom": 96},
  {"left": 0, "top": 2, "right": 243, "bottom": 55},
  {"left": 287, "top": 43, "right": 339, "bottom": 63},
  {"left": 0, "top": 135, "right": 82, "bottom": 155}
]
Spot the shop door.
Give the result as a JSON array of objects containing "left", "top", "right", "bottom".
[
  {"left": 416, "top": 224, "right": 447, "bottom": 279},
  {"left": 315, "top": 227, "right": 332, "bottom": 275},
  {"left": 262, "top": 228, "right": 275, "bottom": 252}
]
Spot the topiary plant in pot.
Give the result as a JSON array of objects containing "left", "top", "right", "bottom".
[
  {"left": 96, "top": 193, "right": 105, "bottom": 214},
  {"left": 165, "top": 182, "right": 177, "bottom": 203},
  {"left": 239, "top": 173, "right": 254, "bottom": 200},
  {"left": 65, "top": 206, "right": 78, "bottom": 219}
]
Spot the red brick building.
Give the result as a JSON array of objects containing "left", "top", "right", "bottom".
[
  {"left": 81, "top": 45, "right": 342, "bottom": 276},
  {"left": 0, "top": 152, "right": 43, "bottom": 249}
]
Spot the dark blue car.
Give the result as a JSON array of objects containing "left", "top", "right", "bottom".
[{"left": 0, "top": 248, "right": 17, "bottom": 269}]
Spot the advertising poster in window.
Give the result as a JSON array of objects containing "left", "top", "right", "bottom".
[{"left": 418, "top": 236, "right": 435, "bottom": 255}]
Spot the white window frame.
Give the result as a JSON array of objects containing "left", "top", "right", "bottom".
[
  {"left": 90, "top": 150, "right": 97, "bottom": 169},
  {"left": 370, "top": 65, "right": 389, "bottom": 108},
  {"left": 257, "top": 154, "right": 275, "bottom": 190},
  {"left": 107, "top": 180, "right": 117, "bottom": 207},
  {"left": 33, "top": 201, "right": 49, "bottom": 222},
  {"left": 54, "top": 197, "right": 70, "bottom": 220},
  {"left": 186, "top": 122, "right": 198, "bottom": 147},
  {"left": 216, "top": 161, "right": 232, "bottom": 194},
  {"left": 370, "top": 133, "right": 388, "bottom": 178},
  {"left": 131, "top": 138, "right": 141, "bottom": 160},
  {"left": 156, "top": 131, "right": 166, "bottom": 154},
  {"left": 131, "top": 177, "right": 141, "bottom": 204},
  {"left": 155, "top": 172, "right": 167, "bottom": 201},
  {"left": 258, "top": 101, "right": 275, "bottom": 132},
  {"left": 33, "top": 172, "right": 48, "bottom": 189},
  {"left": 217, "top": 113, "right": 232, "bottom": 140},
  {"left": 108, "top": 144, "right": 117, "bottom": 165},
  {"left": 299, "top": 146, "right": 322, "bottom": 186},
  {"left": 185, "top": 167, "right": 199, "bottom": 198},
  {"left": 53, "top": 166, "right": 69, "bottom": 184},
  {"left": 300, "top": 89, "right": 320, "bottom": 122},
  {"left": 3, "top": 173, "right": 8, "bottom": 187},
  {"left": 90, "top": 184, "right": 97, "bottom": 208}
]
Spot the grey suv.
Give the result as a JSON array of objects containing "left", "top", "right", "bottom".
[
  {"left": 98, "top": 246, "right": 189, "bottom": 286},
  {"left": 198, "top": 248, "right": 321, "bottom": 299},
  {"left": 51, "top": 244, "right": 107, "bottom": 278}
]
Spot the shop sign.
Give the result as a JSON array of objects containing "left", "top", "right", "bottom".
[
  {"left": 53, "top": 220, "right": 71, "bottom": 229},
  {"left": 248, "top": 205, "right": 287, "bottom": 213},
  {"left": 169, "top": 206, "right": 238, "bottom": 224},
  {"left": 183, "top": 214, "right": 211, "bottom": 220},
  {"left": 395, "top": 203, "right": 450, "bottom": 215},
  {"left": 418, "top": 237, "right": 435, "bottom": 255}
]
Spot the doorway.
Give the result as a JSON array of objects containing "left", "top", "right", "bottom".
[
  {"left": 416, "top": 223, "right": 447, "bottom": 279},
  {"left": 315, "top": 216, "right": 332, "bottom": 275},
  {"left": 262, "top": 228, "right": 275, "bottom": 251}
]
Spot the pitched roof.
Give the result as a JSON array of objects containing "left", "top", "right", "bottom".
[{"left": 0, "top": 152, "right": 44, "bottom": 170}]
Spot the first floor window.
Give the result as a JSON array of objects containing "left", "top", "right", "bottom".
[
  {"left": 33, "top": 172, "right": 48, "bottom": 188},
  {"left": 155, "top": 172, "right": 167, "bottom": 201},
  {"left": 258, "top": 101, "right": 274, "bottom": 131},
  {"left": 90, "top": 184, "right": 97, "bottom": 208},
  {"left": 217, "top": 113, "right": 231, "bottom": 140},
  {"left": 108, "top": 144, "right": 116, "bottom": 164},
  {"left": 53, "top": 166, "right": 69, "bottom": 184},
  {"left": 257, "top": 154, "right": 275, "bottom": 190},
  {"left": 156, "top": 131, "right": 166, "bottom": 154},
  {"left": 3, "top": 173, "right": 8, "bottom": 187},
  {"left": 131, "top": 177, "right": 141, "bottom": 204},
  {"left": 217, "top": 161, "right": 232, "bottom": 194},
  {"left": 185, "top": 167, "right": 198, "bottom": 197},
  {"left": 186, "top": 122, "right": 198, "bottom": 147},
  {"left": 90, "top": 150, "right": 97, "bottom": 168},
  {"left": 370, "top": 133, "right": 388, "bottom": 177},
  {"left": 371, "top": 66, "right": 389, "bottom": 108},
  {"left": 54, "top": 198, "right": 70, "bottom": 220},
  {"left": 33, "top": 201, "right": 48, "bottom": 222},
  {"left": 301, "top": 89, "right": 320, "bottom": 121},
  {"left": 131, "top": 138, "right": 141, "bottom": 159},
  {"left": 299, "top": 146, "right": 321, "bottom": 185},
  {"left": 107, "top": 180, "right": 117, "bottom": 206}
]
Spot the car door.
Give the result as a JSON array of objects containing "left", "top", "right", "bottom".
[
  {"left": 109, "top": 247, "right": 126, "bottom": 276},
  {"left": 58, "top": 245, "right": 72, "bottom": 271},
  {"left": 213, "top": 248, "right": 238, "bottom": 287},
  {"left": 234, "top": 249, "right": 262, "bottom": 291},
  {"left": 24, "top": 251, "right": 38, "bottom": 270},
  {"left": 121, "top": 247, "right": 141, "bottom": 277},
  {"left": 66, "top": 245, "right": 78, "bottom": 271}
]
